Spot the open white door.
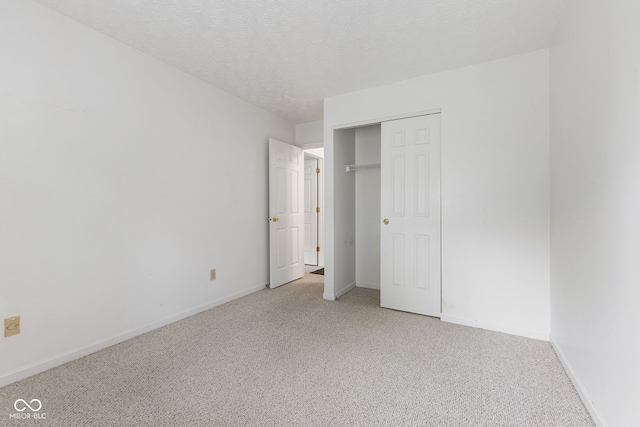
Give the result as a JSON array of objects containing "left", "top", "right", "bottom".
[
  {"left": 269, "top": 138, "right": 305, "bottom": 288},
  {"left": 304, "top": 158, "right": 319, "bottom": 265},
  {"left": 380, "top": 114, "right": 441, "bottom": 316}
]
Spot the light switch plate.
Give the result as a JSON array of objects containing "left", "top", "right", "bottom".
[
  {"left": 210, "top": 269, "right": 216, "bottom": 281},
  {"left": 4, "top": 316, "right": 20, "bottom": 337}
]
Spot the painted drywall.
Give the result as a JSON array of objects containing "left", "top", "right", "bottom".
[
  {"left": 304, "top": 148, "right": 324, "bottom": 159},
  {"left": 31, "top": 0, "right": 566, "bottom": 124},
  {"left": 355, "top": 125, "right": 381, "bottom": 290},
  {"left": 550, "top": 0, "right": 640, "bottom": 425},
  {"left": 325, "top": 50, "right": 550, "bottom": 339},
  {"left": 295, "top": 120, "right": 324, "bottom": 148},
  {"left": 324, "top": 129, "right": 356, "bottom": 300},
  {"left": 0, "top": 0, "right": 293, "bottom": 386}
]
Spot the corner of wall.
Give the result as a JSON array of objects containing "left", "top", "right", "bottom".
[{"left": 550, "top": 339, "right": 607, "bottom": 427}]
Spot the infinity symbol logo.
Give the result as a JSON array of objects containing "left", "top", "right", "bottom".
[{"left": 14, "top": 399, "right": 42, "bottom": 412}]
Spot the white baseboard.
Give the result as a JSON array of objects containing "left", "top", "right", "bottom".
[
  {"left": 0, "top": 283, "right": 267, "bottom": 388},
  {"left": 336, "top": 281, "right": 356, "bottom": 299},
  {"left": 440, "top": 313, "right": 549, "bottom": 341},
  {"left": 550, "top": 339, "right": 607, "bottom": 427},
  {"left": 323, "top": 281, "right": 357, "bottom": 301},
  {"left": 356, "top": 281, "right": 380, "bottom": 290}
]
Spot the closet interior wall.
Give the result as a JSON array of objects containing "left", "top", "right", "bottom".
[{"left": 355, "top": 125, "right": 382, "bottom": 290}]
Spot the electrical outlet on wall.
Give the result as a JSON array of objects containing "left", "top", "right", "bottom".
[
  {"left": 4, "top": 316, "right": 21, "bottom": 338},
  {"left": 210, "top": 269, "right": 216, "bottom": 281}
]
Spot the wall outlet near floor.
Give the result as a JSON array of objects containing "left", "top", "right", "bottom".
[
  {"left": 4, "top": 316, "right": 21, "bottom": 338},
  {"left": 210, "top": 269, "right": 216, "bottom": 281}
]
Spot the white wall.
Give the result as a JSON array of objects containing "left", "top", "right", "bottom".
[
  {"left": 324, "top": 129, "right": 356, "bottom": 300},
  {"left": 295, "top": 120, "right": 324, "bottom": 147},
  {"left": 325, "top": 50, "right": 550, "bottom": 339},
  {"left": 0, "top": 0, "right": 293, "bottom": 386},
  {"left": 355, "top": 125, "right": 381, "bottom": 290},
  {"left": 550, "top": 0, "right": 640, "bottom": 425},
  {"left": 304, "top": 148, "right": 324, "bottom": 159}
]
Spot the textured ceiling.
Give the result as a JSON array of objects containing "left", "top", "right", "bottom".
[{"left": 32, "top": 0, "right": 566, "bottom": 124}]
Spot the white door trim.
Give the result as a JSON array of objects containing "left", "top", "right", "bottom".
[
  {"left": 333, "top": 108, "right": 442, "bottom": 131},
  {"left": 303, "top": 150, "right": 325, "bottom": 268},
  {"left": 304, "top": 157, "right": 319, "bottom": 265}
]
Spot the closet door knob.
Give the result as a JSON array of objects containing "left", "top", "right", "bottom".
[{"left": 383, "top": 218, "right": 389, "bottom": 225}]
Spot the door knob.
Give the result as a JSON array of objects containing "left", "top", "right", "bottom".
[
  {"left": 383, "top": 218, "right": 389, "bottom": 225},
  {"left": 273, "top": 217, "right": 280, "bottom": 222}
]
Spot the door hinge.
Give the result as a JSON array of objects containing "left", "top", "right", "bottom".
[
  {"left": 316, "top": 246, "right": 320, "bottom": 252},
  {"left": 316, "top": 168, "right": 320, "bottom": 174},
  {"left": 316, "top": 207, "right": 320, "bottom": 213}
]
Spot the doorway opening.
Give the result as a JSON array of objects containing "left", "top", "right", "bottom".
[
  {"left": 303, "top": 148, "right": 324, "bottom": 270},
  {"left": 331, "top": 125, "right": 382, "bottom": 298}
]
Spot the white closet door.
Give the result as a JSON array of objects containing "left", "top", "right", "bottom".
[{"left": 380, "top": 114, "right": 441, "bottom": 316}]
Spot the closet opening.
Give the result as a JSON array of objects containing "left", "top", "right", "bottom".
[
  {"left": 330, "top": 113, "right": 442, "bottom": 317},
  {"left": 332, "top": 124, "right": 382, "bottom": 298}
]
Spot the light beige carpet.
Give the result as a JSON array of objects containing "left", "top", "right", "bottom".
[{"left": 0, "top": 274, "right": 593, "bottom": 426}]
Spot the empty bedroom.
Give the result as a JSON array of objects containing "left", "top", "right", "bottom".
[{"left": 1, "top": 0, "right": 638, "bottom": 426}]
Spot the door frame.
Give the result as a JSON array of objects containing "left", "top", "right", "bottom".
[
  {"left": 324, "top": 109, "right": 442, "bottom": 301},
  {"left": 303, "top": 156, "right": 319, "bottom": 266},
  {"left": 303, "top": 150, "right": 324, "bottom": 268},
  {"left": 299, "top": 144, "right": 325, "bottom": 269},
  {"left": 333, "top": 109, "right": 442, "bottom": 131}
]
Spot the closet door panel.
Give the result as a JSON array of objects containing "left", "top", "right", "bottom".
[{"left": 380, "top": 114, "right": 441, "bottom": 317}]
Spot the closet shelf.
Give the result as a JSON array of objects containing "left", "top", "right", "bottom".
[{"left": 345, "top": 163, "right": 381, "bottom": 172}]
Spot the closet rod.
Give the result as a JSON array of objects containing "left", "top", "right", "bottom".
[{"left": 345, "top": 163, "right": 381, "bottom": 172}]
